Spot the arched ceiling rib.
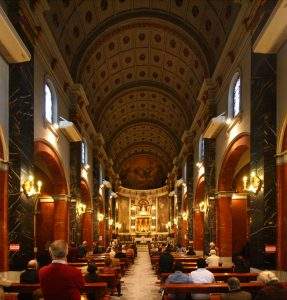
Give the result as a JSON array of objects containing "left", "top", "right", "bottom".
[{"left": 45, "top": 0, "right": 240, "bottom": 189}]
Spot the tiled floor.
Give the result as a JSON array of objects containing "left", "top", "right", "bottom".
[{"left": 111, "top": 246, "right": 161, "bottom": 300}]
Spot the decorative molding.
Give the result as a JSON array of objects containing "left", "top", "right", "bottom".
[{"left": 0, "top": 5, "right": 31, "bottom": 63}]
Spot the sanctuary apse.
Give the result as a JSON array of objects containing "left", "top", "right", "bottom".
[{"left": 0, "top": 0, "right": 287, "bottom": 275}]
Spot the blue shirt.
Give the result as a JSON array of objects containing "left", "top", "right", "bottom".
[
  {"left": 166, "top": 271, "right": 191, "bottom": 300},
  {"left": 166, "top": 271, "right": 191, "bottom": 283}
]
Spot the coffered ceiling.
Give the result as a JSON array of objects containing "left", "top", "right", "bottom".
[{"left": 45, "top": 0, "right": 240, "bottom": 189}]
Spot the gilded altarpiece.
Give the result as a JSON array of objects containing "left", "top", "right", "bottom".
[{"left": 117, "top": 186, "right": 169, "bottom": 235}]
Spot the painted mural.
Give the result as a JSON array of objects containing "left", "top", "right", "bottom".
[
  {"left": 119, "top": 155, "right": 166, "bottom": 190},
  {"left": 157, "top": 195, "right": 169, "bottom": 232},
  {"left": 118, "top": 196, "right": 130, "bottom": 233}
]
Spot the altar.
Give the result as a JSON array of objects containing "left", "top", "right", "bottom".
[{"left": 134, "top": 237, "right": 153, "bottom": 243}]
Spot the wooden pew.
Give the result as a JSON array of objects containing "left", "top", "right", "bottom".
[
  {"left": 4, "top": 282, "right": 108, "bottom": 299},
  {"left": 160, "top": 272, "right": 258, "bottom": 282},
  {"left": 98, "top": 273, "right": 121, "bottom": 296},
  {"left": 183, "top": 266, "right": 234, "bottom": 273},
  {"left": 162, "top": 282, "right": 263, "bottom": 299},
  {"left": 4, "top": 294, "right": 18, "bottom": 300}
]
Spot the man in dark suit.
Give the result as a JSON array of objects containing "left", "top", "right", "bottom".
[{"left": 39, "top": 240, "right": 84, "bottom": 300}]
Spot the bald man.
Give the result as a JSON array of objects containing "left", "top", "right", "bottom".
[{"left": 19, "top": 260, "right": 39, "bottom": 300}]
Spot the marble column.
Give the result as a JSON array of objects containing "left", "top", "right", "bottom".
[
  {"left": 193, "top": 209, "right": 204, "bottom": 255},
  {"left": 176, "top": 183, "right": 183, "bottom": 246},
  {"left": 217, "top": 193, "right": 232, "bottom": 265},
  {"left": 69, "top": 142, "right": 82, "bottom": 244},
  {"left": 92, "top": 155, "right": 101, "bottom": 241},
  {"left": 82, "top": 209, "right": 93, "bottom": 247},
  {"left": 0, "top": 161, "right": 8, "bottom": 271},
  {"left": 203, "top": 138, "right": 216, "bottom": 254},
  {"left": 104, "top": 186, "right": 111, "bottom": 247},
  {"left": 7, "top": 7, "right": 34, "bottom": 263},
  {"left": 185, "top": 154, "right": 194, "bottom": 240},
  {"left": 249, "top": 52, "right": 276, "bottom": 268},
  {"left": 37, "top": 197, "right": 54, "bottom": 252},
  {"left": 53, "top": 195, "right": 69, "bottom": 241}
]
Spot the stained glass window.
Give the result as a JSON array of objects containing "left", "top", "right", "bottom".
[
  {"left": 45, "top": 84, "right": 53, "bottom": 123},
  {"left": 232, "top": 76, "right": 241, "bottom": 118}
]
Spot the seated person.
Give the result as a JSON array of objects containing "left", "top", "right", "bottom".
[
  {"left": 84, "top": 263, "right": 101, "bottom": 300},
  {"left": 166, "top": 262, "right": 191, "bottom": 300},
  {"left": 221, "top": 277, "right": 251, "bottom": 300},
  {"left": 255, "top": 270, "right": 287, "bottom": 300},
  {"left": 114, "top": 247, "right": 127, "bottom": 259},
  {"left": 177, "top": 244, "right": 186, "bottom": 253},
  {"left": 206, "top": 249, "right": 220, "bottom": 267},
  {"left": 159, "top": 245, "right": 174, "bottom": 273},
  {"left": 190, "top": 258, "right": 215, "bottom": 300},
  {"left": 126, "top": 246, "right": 134, "bottom": 259},
  {"left": 19, "top": 260, "right": 39, "bottom": 300},
  {"left": 233, "top": 256, "right": 250, "bottom": 273},
  {"left": 78, "top": 241, "right": 88, "bottom": 258},
  {"left": 186, "top": 246, "right": 196, "bottom": 256},
  {"left": 101, "top": 258, "right": 122, "bottom": 296}
]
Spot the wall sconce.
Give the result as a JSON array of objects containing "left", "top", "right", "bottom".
[
  {"left": 151, "top": 225, "right": 156, "bottom": 230},
  {"left": 97, "top": 212, "right": 104, "bottom": 221},
  {"left": 109, "top": 219, "right": 114, "bottom": 226},
  {"left": 76, "top": 202, "right": 86, "bottom": 215},
  {"left": 22, "top": 175, "right": 42, "bottom": 197},
  {"left": 174, "top": 218, "right": 178, "bottom": 225},
  {"left": 131, "top": 225, "right": 135, "bottom": 230},
  {"left": 199, "top": 201, "right": 207, "bottom": 213},
  {"left": 182, "top": 211, "right": 188, "bottom": 221},
  {"left": 242, "top": 171, "right": 263, "bottom": 194}
]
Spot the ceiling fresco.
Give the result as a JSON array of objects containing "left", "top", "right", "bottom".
[
  {"left": 45, "top": 0, "right": 240, "bottom": 189},
  {"left": 119, "top": 154, "right": 166, "bottom": 190}
]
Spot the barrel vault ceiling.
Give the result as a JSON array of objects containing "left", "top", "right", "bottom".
[{"left": 45, "top": 0, "right": 240, "bottom": 189}]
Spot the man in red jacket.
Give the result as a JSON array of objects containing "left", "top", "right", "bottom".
[{"left": 39, "top": 240, "right": 84, "bottom": 300}]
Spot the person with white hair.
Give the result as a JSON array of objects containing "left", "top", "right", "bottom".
[
  {"left": 255, "top": 270, "right": 287, "bottom": 300},
  {"left": 221, "top": 277, "right": 251, "bottom": 300},
  {"left": 206, "top": 249, "right": 220, "bottom": 267},
  {"left": 39, "top": 240, "right": 84, "bottom": 300}
]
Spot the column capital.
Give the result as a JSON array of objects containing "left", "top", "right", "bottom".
[
  {"left": 216, "top": 191, "right": 234, "bottom": 197},
  {"left": 52, "top": 194, "right": 70, "bottom": 202},
  {"left": 276, "top": 150, "right": 287, "bottom": 165},
  {"left": 0, "top": 160, "right": 9, "bottom": 171}
]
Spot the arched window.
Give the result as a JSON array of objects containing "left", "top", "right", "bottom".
[
  {"left": 199, "top": 135, "right": 204, "bottom": 162},
  {"left": 81, "top": 140, "right": 88, "bottom": 165},
  {"left": 44, "top": 80, "right": 57, "bottom": 124},
  {"left": 229, "top": 72, "right": 241, "bottom": 118}
]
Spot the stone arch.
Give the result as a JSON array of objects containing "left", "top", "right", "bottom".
[
  {"left": 34, "top": 140, "right": 68, "bottom": 195},
  {"left": 80, "top": 179, "right": 93, "bottom": 247},
  {"left": 80, "top": 179, "right": 92, "bottom": 208},
  {"left": 217, "top": 133, "right": 250, "bottom": 259},
  {"left": 218, "top": 133, "right": 250, "bottom": 191},
  {"left": 34, "top": 140, "right": 69, "bottom": 250}
]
